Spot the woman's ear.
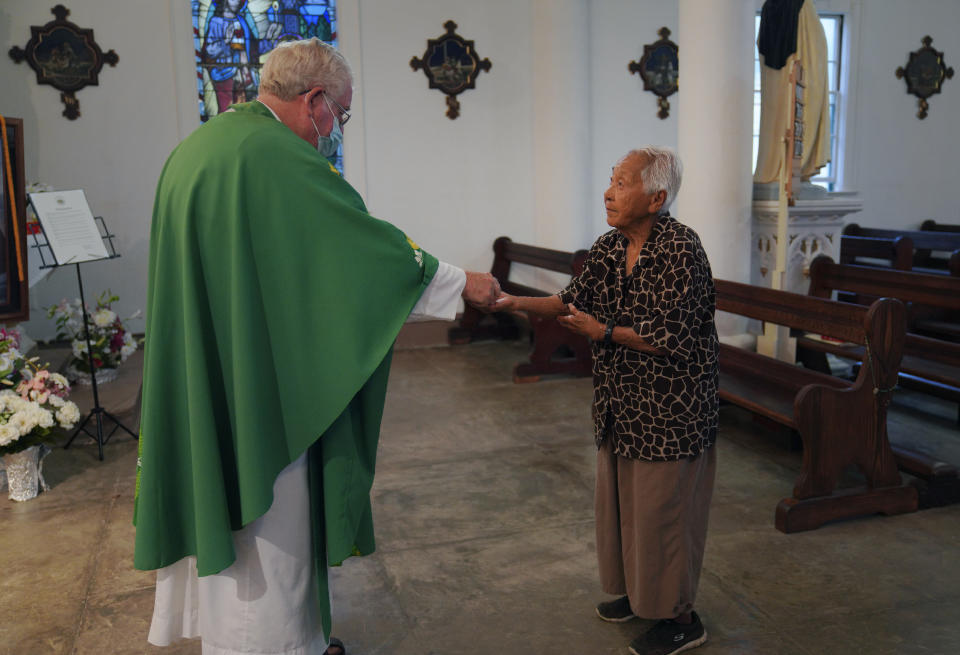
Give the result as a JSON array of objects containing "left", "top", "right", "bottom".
[{"left": 650, "top": 190, "right": 667, "bottom": 214}]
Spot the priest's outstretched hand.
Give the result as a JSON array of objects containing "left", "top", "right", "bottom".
[{"left": 462, "top": 272, "right": 502, "bottom": 312}]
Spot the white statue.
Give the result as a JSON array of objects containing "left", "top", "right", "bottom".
[{"left": 754, "top": 0, "right": 831, "bottom": 185}]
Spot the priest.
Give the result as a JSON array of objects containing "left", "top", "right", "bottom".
[{"left": 133, "top": 38, "right": 499, "bottom": 655}]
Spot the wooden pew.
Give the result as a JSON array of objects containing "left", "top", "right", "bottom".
[
  {"left": 797, "top": 256, "right": 960, "bottom": 506},
  {"left": 840, "top": 226, "right": 960, "bottom": 337},
  {"left": 843, "top": 223, "right": 960, "bottom": 273},
  {"left": 715, "top": 279, "right": 917, "bottom": 532},
  {"left": 448, "top": 237, "right": 592, "bottom": 382},
  {"left": 839, "top": 234, "right": 913, "bottom": 270},
  {"left": 918, "top": 219, "right": 960, "bottom": 278},
  {"left": 921, "top": 219, "right": 960, "bottom": 234},
  {"left": 801, "top": 254, "right": 960, "bottom": 408},
  {"left": 903, "top": 252, "right": 960, "bottom": 342}
]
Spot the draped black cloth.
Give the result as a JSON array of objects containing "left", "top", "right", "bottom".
[{"left": 757, "top": 0, "right": 806, "bottom": 70}]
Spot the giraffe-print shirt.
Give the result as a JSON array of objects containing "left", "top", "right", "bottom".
[{"left": 559, "top": 216, "right": 719, "bottom": 461}]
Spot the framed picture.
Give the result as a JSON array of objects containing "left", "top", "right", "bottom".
[
  {"left": 896, "top": 36, "right": 954, "bottom": 119},
  {"left": 629, "top": 27, "right": 679, "bottom": 119},
  {"left": 410, "top": 21, "right": 491, "bottom": 119},
  {"left": 0, "top": 117, "right": 30, "bottom": 322},
  {"left": 8, "top": 5, "right": 119, "bottom": 120}
]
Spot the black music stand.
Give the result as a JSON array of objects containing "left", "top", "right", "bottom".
[{"left": 27, "top": 209, "right": 137, "bottom": 461}]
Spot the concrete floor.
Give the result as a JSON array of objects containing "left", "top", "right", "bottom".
[{"left": 1, "top": 341, "right": 958, "bottom": 655}]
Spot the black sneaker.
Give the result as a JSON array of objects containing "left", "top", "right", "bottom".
[
  {"left": 628, "top": 611, "right": 707, "bottom": 655},
  {"left": 596, "top": 595, "right": 636, "bottom": 622}
]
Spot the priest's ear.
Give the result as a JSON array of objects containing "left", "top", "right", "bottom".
[{"left": 299, "top": 87, "right": 324, "bottom": 107}]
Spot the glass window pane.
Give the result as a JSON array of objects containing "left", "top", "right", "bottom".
[
  {"left": 754, "top": 15, "right": 761, "bottom": 63},
  {"left": 753, "top": 104, "right": 761, "bottom": 134},
  {"left": 190, "top": 1, "right": 338, "bottom": 123},
  {"left": 190, "top": 1, "right": 341, "bottom": 168},
  {"left": 754, "top": 94, "right": 762, "bottom": 136},
  {"left": 753, "top": 136, "right": 759, "bottom": 171},
  {"left": 820, "top": 16, "right": 837, "bottom": 59},
  {"left": 821, "top": 17, "right": 838, "bottom": 60}
]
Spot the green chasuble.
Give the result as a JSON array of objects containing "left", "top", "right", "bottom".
[{"left": 133, "top": 101, "right": 438, "bottom": 634}]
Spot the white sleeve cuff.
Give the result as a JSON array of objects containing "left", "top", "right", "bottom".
[{"left": 407, "top": 261, "right": 466, "bottom": 322}]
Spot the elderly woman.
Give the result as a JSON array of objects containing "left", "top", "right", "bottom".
[{"left": 496, "top": 147, "right": 718, "bottom": 655}]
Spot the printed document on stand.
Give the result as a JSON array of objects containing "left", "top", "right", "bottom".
[{"left": 28, "top": 190, "right": 109, "bottom": 265}]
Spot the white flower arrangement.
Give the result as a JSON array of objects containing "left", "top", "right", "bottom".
[
  {"left": 0, "top": 330, "right": 81, "bottom": 455},
  {"left": 47, "top": 291, "right": 141, "bottom": 375}
]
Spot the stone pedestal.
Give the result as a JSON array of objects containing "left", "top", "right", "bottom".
[
  {"left": 751, "top": 188, "right": 863, "bottom": 361},
  {"left": 752, "top": 190, "right": 864, "bottom": 294}
]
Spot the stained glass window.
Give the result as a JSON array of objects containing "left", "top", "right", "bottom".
[{"left": 190, "top": 1, "right": 341, "bottom": 166}]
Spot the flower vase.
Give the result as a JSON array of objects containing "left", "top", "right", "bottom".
[
  {"left": 66, "top": 362, "right": 119, "bottom": 386},
  {"left": 3, "top": 445, "right": 46, "bottom": 501}
]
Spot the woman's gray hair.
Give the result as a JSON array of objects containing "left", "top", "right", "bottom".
[
  {"left": 629, "top": 146, "right": 683, "bottom": 215},
  {"left": 259, "top": 38, "right": 353, "bottom": 101}
]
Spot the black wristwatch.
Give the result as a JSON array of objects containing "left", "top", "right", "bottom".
[{"left": 603, "top": 319, "right": 616, "bottom": 344}]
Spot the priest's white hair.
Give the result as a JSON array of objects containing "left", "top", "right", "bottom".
[
  {"left": 260, "top": 38, "right": 353, "bottom": 101},
  {"left": 626, "top": 146, "right": 683, "bottom": 216}
]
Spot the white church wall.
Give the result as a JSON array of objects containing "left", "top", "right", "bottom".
[
  {"left": 0, "top": 0, "right": 199, "bottom": 339},
  {"left": 7, "top": 0, "right": 952, "bottom": 342},
  {"left": 358, "top": 0, "right": 686, "bottom": 293},
  {"left": 353, "top": 0, "right": 687, "bottom": 296},
  {"left": 840, "top": 0, "right": 960, "bottom": 230},
  {"left": 351, "top": 0, "right": 537, "bottom": 278},
  {"left": 588, "top": 1, "right": 680, "bottom": 240}
]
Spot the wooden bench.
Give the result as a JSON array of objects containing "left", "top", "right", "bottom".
[
  {"left": 448, "top": 237, "right": 591, "bottom": 382},
  {"left": 802, "top": 257, "right": 960, "bottom": 393},
  {"left": 921, "top": 219, "right": 960, "bottom": 234},
  {"left": 839, "top": 228, "right": 960, "bottom": 337},
  {"left": 801, "top": 254, "right": 960, "bottom": 410},
  {"left": 715, "top": 279, "right": 917, "bottom": 533},
  {"left": 808, "top": 255, "right": 960, "bottom": 342},
  {"left": 918, "top": 221, "right": 960, "bottom": 273},
  {"left": 797, "top": 257, "right": 960, "bottom": 507},
  {"left": 843, "top": 223, "right": 960, "bottom": 274},
  {"left": 839, "top": 234, "right": 913, "bottom": 270}
]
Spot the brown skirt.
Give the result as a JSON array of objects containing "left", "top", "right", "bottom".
[{"left": 595, "top": 438, "right": 717, "bottom": 619}]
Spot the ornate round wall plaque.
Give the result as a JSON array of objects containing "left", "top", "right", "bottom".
[
  {"left": 410, "top": 20, "right": 491, "bottom": 120},
  {"left": 895, "top": 35, "right": 953, "bottom": 119},
  {"left": 629, "top": 27, "right": 679, "bottom": 120},
  {"left": 8, "top": 5, "right": 119, "bottom": 120}
]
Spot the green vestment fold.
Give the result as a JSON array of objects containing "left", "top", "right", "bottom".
[{"left": 133, "top": 102, "right": 438, "bottom": 636}]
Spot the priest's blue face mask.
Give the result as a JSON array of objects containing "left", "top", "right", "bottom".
[{"left": 311, "top": 92, "right": 343, "bottom": 158}]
